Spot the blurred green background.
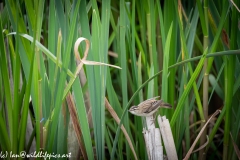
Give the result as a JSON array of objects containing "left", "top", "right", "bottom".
[{"left": 0, "top": 0, "right": 240, "bottom": 159}]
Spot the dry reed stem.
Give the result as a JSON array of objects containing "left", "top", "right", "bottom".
[
  {"left": 66, "top": 92, "right": 87, "bottom": 160},
  {"left": 105, "top": 97, "right": 138, "bottom": 160},
  {"left": 183, "top": 110, "right": 221, "bottom": 160}
]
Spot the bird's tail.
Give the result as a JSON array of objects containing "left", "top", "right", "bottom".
[{"left": 161, "top": 102, "right": 172, "bottom": 109}]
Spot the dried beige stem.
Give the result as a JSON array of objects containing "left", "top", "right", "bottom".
[
  {"left": 66, "top": 92, "right": 87, "bottom": 160},
  {"left": 105, "top": 98, "right": 138, "bottom": 160},
  {"left": 74, "top": 37, "right": 121, "bottom": 76},
  {"left": 183, "top": 110, "right": 221, "bottom": 160},
  {"left": 158, "top": 116, "right": 178, "bottom": 160}
]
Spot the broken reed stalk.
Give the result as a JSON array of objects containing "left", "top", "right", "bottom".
[
  {"left": 143, "top": 117, "right": 164, "bottom": 160},
  {"left": 158, "top": 116, "right": 178, "bottom": 160},
  {"left": 143, "top": 115, "right": 178, "bottom": 160}
]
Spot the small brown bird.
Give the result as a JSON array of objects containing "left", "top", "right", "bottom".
[{"left": 129, "top": 96, "right": 172, "bottom": 117}]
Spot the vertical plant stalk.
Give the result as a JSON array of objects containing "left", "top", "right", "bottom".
[
  {"left": 147, "top": 12, "right": 153, "bottom": 65},
  {"left": 27, "top": 0, "right": 45, "bottom": 152},
  {"left": 156, "top": 20, "right": 163, "bottom": 91},
  {"left": 28, "top": 0, "right": 45, "bottom": 153},
  {"left": 223, "top": 0, "right": 238, "bottom": 159},
  {"left": 163, "top": 0, "right": 177, "bottom": 120},
  {"left": 149, "top": 0, "right": 159, "bottom": 97},
  {"left": 18, "top": 50, "right": 35, "bottom": 154},
  {"left": 179, "top": 1, "right": 206, "bottom": 122},
  {"left": 119, "top": 0, "right": 131, "bottom": 158},
  {"left": 177, "top": 0, "right": 191, "bottom": 151},
  {"left": 199, "top": 0, "right": 209, "bottom": 159},
  {"left": 200, "top": 0, "right": 229, "bottom": 156},
  {"left": 66, "top": 92, "right": 87, "bottom": 160},
  {"left": 12, "top": 15, "right": 21, "bottom": 155},
  {"left": 161, "top": 22, "right": 172, "bottom": 102},
  {"left": 0, "top": 16, "right": 12, "bottom": 153},
  {"left": 175, "top": 1, "right": 205, "bottom": 134}
]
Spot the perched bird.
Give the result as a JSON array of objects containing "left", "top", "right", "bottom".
[{"left": 129, "top": 96, "right": 172, "bottom": 117}]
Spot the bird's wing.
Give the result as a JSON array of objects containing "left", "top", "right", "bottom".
[
  {"left": 141, "top": 100, "right": 162, "bottom": 114},
  {"left": 138, "top": 96, "right": 160, "bottom": 106}
]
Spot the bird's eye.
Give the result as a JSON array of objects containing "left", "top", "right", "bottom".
[{"left": 132, "top": 106, "right": 138, "bottom": 110}]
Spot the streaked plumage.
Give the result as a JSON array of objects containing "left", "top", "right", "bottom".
[{"left": 129, "top": 96, "right": 172, "bottom": 116}]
